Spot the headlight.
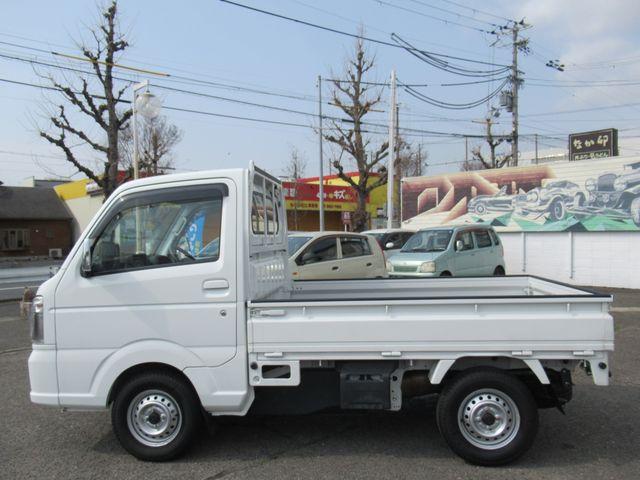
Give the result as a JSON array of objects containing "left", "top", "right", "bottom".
[
  {"left": 585, "top": 178, "right": 596, "bottom": 192},
  {"left": 30, "top": 295, "right": 44, "bottom": 344},
  {"left": 614, "top": 178, "right": 627, "bottom": 191},
  {"left": 386, "top": 260, "right": 393, "bottom": 271},
  {"left": 527, "top": 190, "right": 539, "bottom": 202},
  {"left": 419, "top": 261, "right": 436, "bottom": 273}
]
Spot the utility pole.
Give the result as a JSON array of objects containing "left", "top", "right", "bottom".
[
  {"left": 510, "top": 25, "right": 520, "bottom": 167},
  {"left": 317, "top": 75, "right": 325, "bottom": 231},
  {"left": 534, "top": 133, "right": 539, "bottom": 164},
  {"left": 387, "top": 70, "right": 397, "bottom": 229},
  {"left": 394, "top": 104, "right": 401, "bottom": 225}
]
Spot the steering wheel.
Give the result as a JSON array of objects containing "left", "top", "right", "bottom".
[{"left": 176, "top": 246, "right": 195, "bottom": 260}]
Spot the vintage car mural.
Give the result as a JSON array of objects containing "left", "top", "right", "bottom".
[
  {"left": 401, "top": 156, "right": 640, "bottom": 232},
  {"left": 467, "top": 186, "right": 520, "bottom": 215},
  {"left": 581, "top": 161, "right": 640, "bottom": 225},
  {"left": 514, "top": 180, "right": 586, "bottom": 221}
]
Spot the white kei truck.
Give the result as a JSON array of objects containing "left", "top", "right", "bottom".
[{"left": 28, "top": 165, "right": 614, "bottom": 466}]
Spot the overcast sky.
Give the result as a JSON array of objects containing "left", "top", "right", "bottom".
[{"left": 2, "top": 0, "right": 640, "bottom": 185}]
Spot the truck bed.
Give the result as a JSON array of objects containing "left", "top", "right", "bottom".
[{"left": 248, "top": 276, "right": 613, "bottom": 366}]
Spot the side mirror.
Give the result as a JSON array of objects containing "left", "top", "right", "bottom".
[
  {"left": 385, "top": 242, "right": 395, "bottom": 249},
  {"left": 80, "top": 239, "right": 92, "bottom": 277},
  {"left": 455, "top": 240, "right": 464, "bottom": 252}
]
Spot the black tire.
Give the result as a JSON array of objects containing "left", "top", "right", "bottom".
[
  {"left": 548, "top": 198, "right": 566, "bottom": 221},
  {"left": 630, "top": 197, "right": 640, "bottom": 226},
  {"left": 493, "top": 266, "right": 505, "bottom": 276},
  {"left": 436, "top": 368, "right": 538, "bottom": 466},
  {"left": 111, "top": 371, "right": 202, "bottom": 461},
  {"left": 440, "top": 271, "right": 452, "bottom": 277}
]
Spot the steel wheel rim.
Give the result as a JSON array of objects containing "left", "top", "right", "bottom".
[
  {"left": 127, "top": 389, "right": 182, "bottom": 447},
  {"left": 457, "top": 388, "right": 520, "bottom": 450}
]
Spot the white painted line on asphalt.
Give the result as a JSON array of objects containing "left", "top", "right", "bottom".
[
  {"left": 0, "top": 285, "right": 39, "bottom": 292},
  {"left": 611, "top": 307, "right": 640, "bottom": 312},
  {"left": 0, "top": 316, "right": 22, "bottom": 324}
]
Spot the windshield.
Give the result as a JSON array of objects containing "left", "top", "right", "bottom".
[
  {"left": 401, "top": 230, "right": 452, "bottom": 253},
  {"left": 287, "top": 235, "right": 312, "bottom": 255}
]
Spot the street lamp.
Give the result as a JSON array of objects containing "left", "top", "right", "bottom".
[
  {"left": 132, "top": 80, "right": 162, "bottom": 180},
  {"left": 131, "top": 80, "right": 162, "bottom": 255}
]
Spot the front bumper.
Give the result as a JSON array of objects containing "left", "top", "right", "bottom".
[
  {"left": 28, "top": 345, "right": 59, "bottom": 406},
  {"left": 389, "top": 271, "right": 438, "bottom": 278}
]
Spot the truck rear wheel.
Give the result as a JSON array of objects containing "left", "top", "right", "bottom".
[
  {"left": 111, "top": 371, "right": 201, "bottom": 461},
  {"left": 436, "top": 368, "right": 538, "bottom": 466}
]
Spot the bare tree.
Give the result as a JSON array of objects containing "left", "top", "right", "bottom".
[
  {"left": 283, "top": 148, "right": 308, "bottom": 231},
  {"left": 38, "top": 1, "right": 131, "bottom": 198},
  {"left": 469, "top": 115, "right": 512, "bottom": 170},
  {"left": 324, "top": 37, "right": 388, "bottom": 232},
  {"left": 119, "top": 116, "right": 183, "bottom": 175},
  {"left": 460, "top": 157, "right": 486, "bottom": 172},
  {"left": 397, "top": 138, "right": 428, "bottom": 177}
]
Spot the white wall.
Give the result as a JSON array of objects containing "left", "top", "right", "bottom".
[
  {"left": 63, "top": 196, "right": 103, "bottom": 241},
  {"left": 500, "top": 231, "right": 640, "bottom": 289}
]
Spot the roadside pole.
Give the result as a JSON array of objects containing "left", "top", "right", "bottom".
[
  {"left": 387, "top": 70, "right": 397, "bottom": 229},
  {"left": 317, "top": 75, "right": 325, "bottom": 231}
]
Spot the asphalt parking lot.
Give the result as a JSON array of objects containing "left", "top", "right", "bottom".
[{"left": 1, "top": 288, "right": 639, "bottom": 480}]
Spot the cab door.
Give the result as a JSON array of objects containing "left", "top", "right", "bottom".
[
  {"left": 472, "top": 229, "right": 497, "bottom": 275},
  {"left": 338, "top": 236, "right": 378, "bottom": 278},
  {"left": 452, "top": 230, "right": 477, "bottom": 276},
  {"left": 54, "top": 180, "right": 237, "bottom": 405},
  {"left": 294, "top": 236, "right": 341, "bottom": 280}
]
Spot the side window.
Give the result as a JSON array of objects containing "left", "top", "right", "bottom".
[
  {"left": 455, "top": 231, "right": 474, "bottom": 251},
  {"left": 488, "top": 229, "right": 500, "bottom": 245},
  {"left": 90, "top": 191, "right": 223, "bottom": 275},
  {"left": 297, "top": 237, "right": 337, "bottom": 265},
  {"left": 340, "top": 236, "right": 371, "bottom": 258},
  {"left": 474, "top": 229, "right": 492, "bottom": 248}
]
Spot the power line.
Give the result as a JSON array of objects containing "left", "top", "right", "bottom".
[
  {"left": 432, "top": 0, "right": 515, "bottom": 23},
  {"left": 405, "top": 0, "right": 502, "bottom": 27},
  {"left": 217, "top": 0, "right": 511, "bottom": 68},
  {"left": 400, "top": 77, "right": 509, "bottom": 109},
  {"left": 0, "top": 42, "right": 317, "bottom": 103},
  {"left": 0, "top": 75, "right": 488, "bottom": 139},
  {"left": 369, "top": 0, "right": 495, "bottom": 34},
  {"left": 286, "top": 0, "right": 496, "bottom": 59},
  {"left": 390, "top": 33, "right": 511, "bottom": 77}
]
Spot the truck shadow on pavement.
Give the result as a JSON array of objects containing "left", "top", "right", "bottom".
[{"left": 91, "top": 387, "right": 640, "bottom": 470}]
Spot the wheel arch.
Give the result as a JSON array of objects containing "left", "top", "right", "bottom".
[
  {"left": 88, "top": 339, "right": 208, "bottom": 408},
  {"left": 107, "top": 362, "right": 198, "bottom": 406},
  {"left": 429, "top": 357, "right": 550, "bottom": 386}
]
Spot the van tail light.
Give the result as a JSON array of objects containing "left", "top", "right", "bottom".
[{"left": 29, "top": 296, "right": 44, "bottom": 344}]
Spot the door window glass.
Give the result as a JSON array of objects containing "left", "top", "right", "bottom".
[
  {"left": 91, "top": 193, "right": 222, "bottom": 275},
  {"left": 340, "top": 236, "right": 371, "bottom": 258},
  {"left": 298, "top": 237, "right": 337, "bottom": 265},
  {"left": 456, "top": 231, "right": 474, "bottom": 251},
  {"left": 488, "top": 229, "right": 500, "bottom": 245},
  {"left": 474, "top": 230, "right": 492, "bottom": 248}
]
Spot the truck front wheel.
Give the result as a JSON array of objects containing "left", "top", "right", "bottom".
[
  {"left": 436, "top": 368, "right": 538, "bottom": 466},
  {"left": 111, "top": 371, "right": 202, "bottom": 461}
]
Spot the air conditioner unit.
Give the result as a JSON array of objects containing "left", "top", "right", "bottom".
[{"left": 49, "top": 248, "right": 63, "bottom": 259}]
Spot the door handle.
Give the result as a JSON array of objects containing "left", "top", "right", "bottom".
[
  {"left": 332, "top": 266, "right": 339, "bottom": 271},
  {"left": 203, "top": 279, "right": 229, "bottom": 290},
  {"left": 366, "top": 262, "right": 373, "bottom": 267}
]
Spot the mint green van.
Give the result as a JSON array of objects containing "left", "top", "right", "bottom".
[{"left": 386, "top": 225, "right": 505, "bottom": 277}]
